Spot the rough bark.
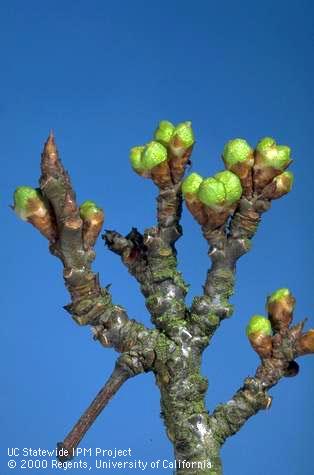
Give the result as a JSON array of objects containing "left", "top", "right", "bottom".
[{"left": 14, "top": 132, "right": 312, "bottom": 475}]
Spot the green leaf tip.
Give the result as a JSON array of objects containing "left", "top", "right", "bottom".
[
  {"left": 154, "top": 120, "right": 175, "bottom": 145},
  {"left": 246, "top": 315, "right": 272, "bottom": 337},
  {"left": 223, "top": 138, "right": 253, "bottom": 167},
  {"left": 130, "top": 146, "right": 145, "bottom": 171},
  {"left": 256, "top": 137, "right": 292, "bottom": 170},
  {"left": 173, "top": 121, "right": 195, "bottom": 148},
  {"left": 181, "top": 173, "right": 203, "bottom": 196},
  {"left": 14, "top": 186, "right": 43, "bottom": 219},
  {"left": 197, "top": 177, "right": 226, "bottom": 208},
  {"left": 79, "top": 200, "right": 103, "bottom": 219},
  {"left": 268, "top": 288, "right": 292, "bottom": 304},
  {"left": 214, "top": 170, "right": 243, "bottom": 204},
  {"left": 141, "top": 141, "right": 168, "bottom": 170}
]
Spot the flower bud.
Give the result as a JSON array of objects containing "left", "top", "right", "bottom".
[
  {"left": 79, "top": 200, "right": 104, "bottom": 249},
  {"left": 253, "top": 137, "right": 292, "bottom": 192},
  {"left": 13, "top": 186, "right": 57, "bottom": 241},
  {"left": 182, "top": 172, "right": 203, "bottom": 196},
  {"left": 198, "top": 177, "right": 226, "bottom": 210},
  {"left": 182, "top": 173, "right": 207, "bottom": 225},
  {"left": 130, "top": 146, "right": 150, "bottom": 177},
  {"left": 170, "top": 121, "right": 195, "bottom": 152},
  {"left": 141, "top": 141, "right": 168, "bottom": 169},
  {"left": 246, "top": 315, "right": 273, "bottom": 358},
  {"left": 141, "top": 141, "right": 171, "bottom": 188},
  {"left": 267, "top": 288, "right": 295, "bottom": 332},
  {"left": 222, "top": 139, "right": 254, "bottom": 195},
  {"left": 261, "top": 171, "right": 294, "bottom": 200},
  {"left": 154, "top": 120, "right": 175, "bottom": 146},
  {"left": 214, "top": 170, "right": 243, "bottom": 205},
  {"left": 197, "top": 174, "right": 242, "bottom": 230},
  {"left": 168, "top": 121, "right": 195, "bottom": 182},
  {"left": 130, "top": 141, "right": 172, "bottom": 188},
  {"left": 297, "top": 329, "right": 314, "bottom": 355}
]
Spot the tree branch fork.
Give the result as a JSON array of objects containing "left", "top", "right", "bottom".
[{"left": 14, "top": 130, "right": 313, "bottom": 473}]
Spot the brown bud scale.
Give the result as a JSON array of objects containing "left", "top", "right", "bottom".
[
  {"left": 268, "top": 295, "right": 295, "bottom": 332},
  {"left": 249, "top": 332, "right": 273, "bottom": 359},
  {"left": 151, "top": 160, "right": 173, "bottom": 189},
  {"left": 82, "top": 211, "right": 105, "bottom": 249},
  {"left": 169, "top": 145, "right": 193, "bottom": 184}
]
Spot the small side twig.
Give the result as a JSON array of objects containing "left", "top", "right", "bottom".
[{"left": 57, "top": 365, "right": 131, "bottom": 462}]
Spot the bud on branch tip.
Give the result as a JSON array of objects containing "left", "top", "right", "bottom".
[
  {"left": 253, "top": 137, "right": 292, "bottom": 192},
  {"left": 198, "top": 171, "right": 242, "bottom": 210},
  {"left": 79, "top": 200, "right": 104, "bottom": 249},
  {"left": 171, "top": 121, "right": 195, "bottom": 149},
  {"left": 79, "top": 200, "right": 104, "bottom": 220},
  {"left": 154, "top": 120, "right": 175, "bottom": 146},
  {"left": 141, "top": 141, "right": 168, "bottom": 170},
  {"left": 267, "top": 288, "right": 295, "bottom": 332},
  {"left": 223, "top": 138, "right": 253, "bottom": 168},
  {"left": 181, "top": 173, "right": 203, "bottom": 197},
  {"left": 14, "top": 186, "right": 44, "bottom": 220},
  {"left": 246, "top": 315, "right": 272, "bottom": 358},
  {"left": 246, "top": 315, "right": 272, "bottom": 337},
  {"left": 129, "top": 141, "right": 167, "bottom": 172},
  {"left": 256, "top": 137, "right": 291, "bottom": 170},
  {"left": 13, "top": 186, "right": 56, "bottom": 241},
  {"left": 214, "top": 171, "right": 242, "bottom": 205}
]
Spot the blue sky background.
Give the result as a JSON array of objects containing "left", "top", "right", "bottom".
[{"left": 1, "top": 1, "right": 313, "bottom": 474}]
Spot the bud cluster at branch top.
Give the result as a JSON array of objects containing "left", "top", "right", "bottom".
[
  {"left": 13, "top": 135, "right": 105, "bottom": 250},
  {"left": 181, "top": 135, "right": 294, "bottom": 229},
  {"left": 222, "top": 136, "right": 293, "bottom": 197},
  {"left": 181, "top": 170, "right": 243, "bottom": 229},
  {"left": 129, "top": 120, "right": 195, "bottom": 187},
  {"left": 245, "top": 287, "right": 314, "bottom": 360}
]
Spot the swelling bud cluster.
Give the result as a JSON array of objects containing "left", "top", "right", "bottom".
[
  {"left": 130, "top": 120, "right": 195, "bottom": 187},
  {"left": 222, "top": 136, "right": 293, "bottom": 198},
  {"left": 182, "top": 170, "right": 242, "bottom": 229}
]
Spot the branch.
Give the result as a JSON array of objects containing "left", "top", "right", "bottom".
[
  {"left": 57, "top": 357, "right": 134, "bottom": 461},
  {"left": 189, "top": 196, "right": 270, "bottom": 343},
  {"left": 103, "top": 122, "right": 195, "bottom": 341},
  {"left": 13, "top": 133, "right": 159, "bottom": 357},
  {"left": 209, "top": 299, "right": 313, "bottom": 444},
  {"left": 187, "top": 135, "right": 292, "bottom": 343},
  {"left": 103, "top": 227, "right": 148, "bottom": 287}
]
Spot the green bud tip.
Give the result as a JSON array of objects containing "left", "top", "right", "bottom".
[
  {"left": 246, "top": 315, "right": 272, "bottom": 337},
  {"left": 256, "top": 137, "right": 276, "bottom": 153},
  {"left": 256, "top": 137, "right": 291, "bottom": 170},
  {"left": 222, "top": 138, "right": 253, "bottom": 167},
  {"left": 214, "top": 170, "right": 243, "bottom": 204},
  {"left": 154, "top": 120, "right": 175, "bottom": 145},
  {"left": 268, "top": 288, "right": 292, "bottom": 304},
  {"left": 181, "top": 173, "right": 203, "bottom": 196},
  {"left": 141, "top": 141, "right": 168, "bottom": 170},
  {"left": 173, "top": 121, "right": 195, "bottom": 148},
  {"left": 130, "top": 146, "right": 145, "bottom": 171},
  {"left": 197, "top": 177, "right": 226, "bottom": 208},
  {"left": 14, "top": 186, "right": 43, "bottom": 219},
  {"left": 79, "top": 200, "right": 103, "bottom": 219}
]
